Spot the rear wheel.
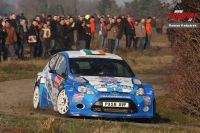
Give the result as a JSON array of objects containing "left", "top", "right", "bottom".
[
  {"left": 33, "top": 85, "right": 40, "bottom": 109},
  {"left": 57, "top": 89, "right": 69, "bottom": 115}
]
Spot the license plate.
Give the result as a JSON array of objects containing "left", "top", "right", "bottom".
[{"left": 102, "top": 102, "right": 129, "bottom": 107}]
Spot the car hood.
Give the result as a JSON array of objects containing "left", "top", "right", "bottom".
[{"left": 82, "top": 76, "right": 135, "bottom": 93}]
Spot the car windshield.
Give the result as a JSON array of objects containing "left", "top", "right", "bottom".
[{"left": 69, "top": 58, "right": 135, "bottom": 77}]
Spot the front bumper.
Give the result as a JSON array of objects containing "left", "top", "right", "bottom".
[{"left": 67, "top": 93, "right": 155, "bottom": 118}]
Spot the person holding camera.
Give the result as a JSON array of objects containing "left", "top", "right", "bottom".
[{"left": 106, "top": 17, "right": 118, "bottom": 53}]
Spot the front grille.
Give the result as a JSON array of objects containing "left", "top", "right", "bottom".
[{"left": 91, "top": 98, "right": 138, "bottom": 114}]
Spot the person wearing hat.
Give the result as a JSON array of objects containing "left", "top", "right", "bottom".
[
  {"left": 3, "top": 20, "right": 17, "bottom": 61},
  {"left": 17, "top": 18, "right": 28, "bottom": 59}
]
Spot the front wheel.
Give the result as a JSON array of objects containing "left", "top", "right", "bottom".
[
  {"left": 57, "top": 89, "right": 69, "bottom": 115},
  {"left": 33, "top": 85, "right": 40, "bottom": 109}
]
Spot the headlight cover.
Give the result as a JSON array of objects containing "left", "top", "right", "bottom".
[
  {"left": 134, "top": 87, "right": 145, "bottom": 96},
  {"left": 78, "top": 85, "right": 95, "bottom": 95}
]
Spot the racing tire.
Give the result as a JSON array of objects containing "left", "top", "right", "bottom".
[
  {"left": 57, "top": 89, "right": 69, "bottom": 116},
  {"left": 33, "top": 84, "right": 40, "bottom": 109}
]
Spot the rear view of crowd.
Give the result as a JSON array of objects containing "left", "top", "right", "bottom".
[{"left": 0, "top": 13, "right": 165, "bottom": 61}]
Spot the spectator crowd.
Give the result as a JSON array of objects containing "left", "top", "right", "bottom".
[{"left": 0, "top": 13, "right": 165, "bottom": 61}]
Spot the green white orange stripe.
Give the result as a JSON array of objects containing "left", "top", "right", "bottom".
[{"left": 80, "top": 50, "right": 105, "bottom": 55}]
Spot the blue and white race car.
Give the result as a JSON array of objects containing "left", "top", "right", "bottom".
[{"left": 33, "top": 50, "right": 155, "bottom": 118}]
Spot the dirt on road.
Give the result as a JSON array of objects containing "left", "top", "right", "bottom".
[{"left": 0, "top": 74, "right": 167, "bottom": 117}]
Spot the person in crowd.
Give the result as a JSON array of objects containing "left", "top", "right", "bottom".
[
  {"left": 107, "top": 17, "right": 118, "bottom": 53},
  {"left": 39, "top": 22, "right": 51, "bottom": 57},
  {"left": 28, "top": 19, "right": 39, "bottom": 58},
  {"left": 133, "top": 20, "right": 139, "bottom": 50},
  {"left": 78, "top": 21, "right": 87, "bottom": 49},
  {"left": 0, "top": 23, "right": 4, "bottom": 62},
  {"left": 68, "top": 17, "right": 75, "bottom": 49},
  {"left": 65, "top": 18, "right": 75, "bottom": 50},
  {"left": 3, "top": 20, "right": 17, "bottom": 61},
  {"left": 137, "top": 18, "right": 146, "bottom": 50},
  {"left": 17, "top": 18, "right": 28, "bottom": 59},
  {"left": 113, "top": 16, "right": 123, "bottom": 54},
  {"left": 10, "top": 13, "right": 19, "bottom": 56},
  {"left": 85, "top": 22, "right": 92, "bottom": 49},
  {"left": 124, "top": 16, "right": 136, "bottom": 48},
  {"left": 57, "top": 18, "right": 68, "bottom": 50},
  {"left": 151, "top": 16, "right": 156, "bottom": 34},
  {"left": 157, "top": 18, "right": 164, "bottom": 34},
  {"left": 41, "top": 13, "right": 47, "bottom": 24},
  {"left": 144, "top": 17, "right": 152, "bottom": 50},
  {"left": 76, "top": 15, "right": 84, "bottom": 49},
  {"left": 20, "top": 13, "right": 28, "bottom": 24},
  {"left": 50, "top": 15, "right": 58, "bottom": 50},
  {"left": 89, "top": 16, "right": 96, "bottom": 41},
  {"left": 96, "top": 17, "right": 107, "bottom": 49},
  {"left": 35, "top": 15, "right": 41, "bottom": 29}
]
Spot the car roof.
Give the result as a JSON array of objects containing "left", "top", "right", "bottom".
[{"left": 62, "top": 50, "right": 123, "bottom": 60}]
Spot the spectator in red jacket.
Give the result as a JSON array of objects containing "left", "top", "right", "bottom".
[{"left": 144, "top": 17, "right": 152, "bottom": 50}]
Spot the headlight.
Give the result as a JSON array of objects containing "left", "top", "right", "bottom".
[
  {"left": 134, "top": 87, "right": 144, "bottom": 96},
  {"left": 78, "top": 86, "right": 95, "bottom": 95}
]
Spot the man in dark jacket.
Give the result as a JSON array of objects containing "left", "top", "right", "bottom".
[
  {"left": 17, "top": 18, "right": 28, "bottom": 59},
  {"left": 78, "top": 21, "right": 87, "bottom": 49},
  {"left": 85, "top": 22, "right": 92, "bottom": 49},
  {"left": 50, "top": 15, "right": 58, "bottom": 50},
  {"left": 113, "top": 17, "right": 123, "bottom": 53},
  {"left": 124, "top": 16, "right": 136, "bottom": 48},
  {"left": 28, "top": 20, "right": 39, "bottom": 58},
  {"left": 57, "top": 19, "right": 68, "bottom": 50}
]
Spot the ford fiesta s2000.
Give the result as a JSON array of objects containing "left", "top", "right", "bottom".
[{"left": 33, "top": 50, "right": 155, "bottom": 118}]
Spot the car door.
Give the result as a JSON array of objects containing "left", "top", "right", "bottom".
[{"left": 46, "top": 54, "right": 67, "bottom": 110}]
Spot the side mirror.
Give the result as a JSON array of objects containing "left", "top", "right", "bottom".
[{"left": 49, "top": 69, "right": 56, "bottom": 73}]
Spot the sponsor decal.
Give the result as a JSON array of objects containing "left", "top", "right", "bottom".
[
  {"left": 53, "top": 75, "right": 63, "bottom": 88},
  {"left": 94, "top": 84, "right": 133, "bottom": 90},
  {"left": 143, "top": 96, "right": 151, "bottom": 105},
  {"left": 72, "top": 94, "right": 84, "bottom": 102},
  {"left": 100, "top": 95, "right": 131, "bottom": 99}
]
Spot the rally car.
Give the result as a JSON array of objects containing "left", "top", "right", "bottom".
[{"left": 33, "top": 50, "right": 155, "bottom": 118}]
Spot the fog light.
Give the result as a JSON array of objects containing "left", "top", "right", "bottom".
[{"left": 143, "top": 106, "right": 149, "bottom": 112}]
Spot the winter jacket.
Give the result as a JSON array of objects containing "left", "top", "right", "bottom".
[
  {"left": 50, "top": 19, "right": 58, "bottom": 40},
  {"left": 28, "top": 24, "right": 39, "bottom": 43},
  {"left": 96, "top": 22, "right": 107, "bottom": 37},
  {"left": 106, "top": 23, "right": 118, "bottom": 40},
  {"left": 90, "top": 18, "right": 96, "bottom": 33},
  {"left": 79, "top": 26, "right": 87, "bottom": 40},
  {"left": 116, "top": 22, "right": 123, "bottom": 39},
  {"left": 136, "top": 22, "right": 146, "bottom": 37},
  {"left": 145, "top": 21, "right": 152, "bottom": 35},
  {"left": 17, "top": 24, "right": 28, "bottom": 41},
  {"left": 124, "top": 21, "right": 135, "bottom": 37},
  {"left": 4, "top": 25, "right": 17, "bottom": 45},
  {"left": 157, "top": 19, "right": 164, "bottom": 28},
  {"left": 39, "top": 28, "right": 51, "bottom": 42},
  {"left": 57, "top": 24, "right": 67, "bottom": 40},
  {"left": 10, "top": 19, "right": 18, "bottom": 32},
  {"left": 151, "top": 18, "right": 156, "bottom": 27}
]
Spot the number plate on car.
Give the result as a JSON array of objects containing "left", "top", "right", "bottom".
[{"left": 102, "top": 102, "right": 129, "bottom": 107}]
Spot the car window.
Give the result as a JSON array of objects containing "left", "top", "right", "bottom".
[
  {"left": 69, "top": 58, "right": 135, "bottom": 77},
  {"left": 55, "top": 55, "right": 67, "bottom": 77},
  {"left": 49, "top": 54, "right": 60, "bottom": 69}
]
